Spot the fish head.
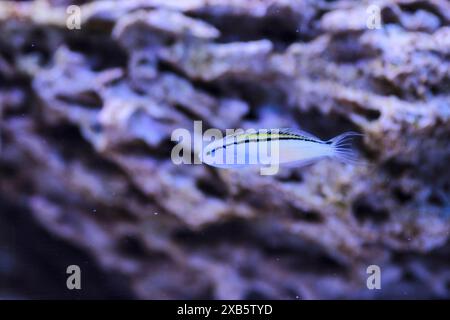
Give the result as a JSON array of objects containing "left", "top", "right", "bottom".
[{"left": 199, "top": 140, "right": 224, "bottom": 166}]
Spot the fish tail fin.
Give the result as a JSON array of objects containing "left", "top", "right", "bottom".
[{"left": 327, "top": 131, "right": 364, "bottom": 165}]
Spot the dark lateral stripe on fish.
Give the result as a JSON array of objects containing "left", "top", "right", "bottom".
[{"left": 208, "top": 134, "right": 322, "bottom": 155}]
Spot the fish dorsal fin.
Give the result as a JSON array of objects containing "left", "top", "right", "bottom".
[{"left": 277, "top": 128, "right": 322, "bottom": 141}]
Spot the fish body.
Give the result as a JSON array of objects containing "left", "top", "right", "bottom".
[{"left": 200, "top": 129, "right": 361, "bottom": 169}]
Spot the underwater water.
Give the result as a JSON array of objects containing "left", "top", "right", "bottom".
[{"left": 0, "top": 0, "right": 450, "bottom": 300}]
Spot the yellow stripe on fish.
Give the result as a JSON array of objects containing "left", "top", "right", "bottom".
[{"left": 206, "top": 130, "right": 323, "bottom": 156}]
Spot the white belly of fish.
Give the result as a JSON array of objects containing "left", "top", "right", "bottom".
[
  {"left": 202, "top": 139, "right": 332, "bottom": 168},
  {"left": 277, "top": 140, "right": 332, "bottom": 164}
]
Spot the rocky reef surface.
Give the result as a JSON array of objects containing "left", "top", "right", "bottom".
[{"left": 1, "top": 0, "right": 450, "bottom": 299}]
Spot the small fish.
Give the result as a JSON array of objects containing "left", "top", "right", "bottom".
[{"left": 199, "top": 128, "right": 362, "bottom": 169}]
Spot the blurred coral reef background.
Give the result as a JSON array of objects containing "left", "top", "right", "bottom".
[{"left": 1, "top": 0, "right": 450, "bottom": 299}]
